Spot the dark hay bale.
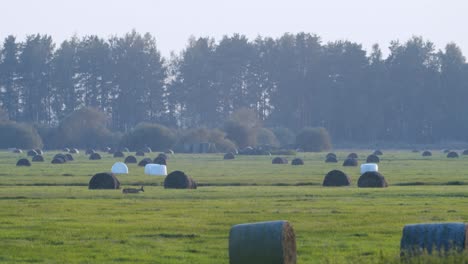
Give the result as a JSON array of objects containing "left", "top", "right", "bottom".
[
  {"left": 422, "top": 150, "right": 432, "bottom": 157},
  {"left": 400, "top": 222, "right": 467, "bottom": 257},
  {"left": 88, "top": 172, "right": 120, "bottom": 190},
  {"left": 65, "top": 154, "right": 74, "bottom": 161},
  {"left": 325, "top": 156, "right": 338, "bottom": 163},
  {"left": 347, "top": 153, "right": 358, "bottom": 159},
  {"left": 113, "top": 151, "right": 125, "bottom": 158},
  {"left": 358, "top": 171, "right": 388, "bottom": 188},
  {"left": 326, "top": 153, "right": 337, "bottom": 159},
  {"left": 272, "top": 157, "right": 288, "bottom": 164},
  {"left": 373, "top": 150, "right": 383, "bottom": 156},
  {"left": 366, "top": 154, "right": 380, "bottom": 163},
  {"left": 142, "top": 147, "right": 152, "bottom": 153},
  {"left": 32, "top": 155, "right": 44, "bottom": 162},
  {"left": 343, "top": 158, "right": 358, "bottom": 167},
  {"left": 447, "top": 151, "right": 459, "bottom": 158},
  {"left": 463, "top": 150, "right": 468, "bottom": 155},
  {"left": 229, "top": 220, "right": 296, "bottom": 264},
  {"left": 164, "top": 170, "right": 197, "bottom": 189},
  {"left": 323, "top": 170, "right": 351, "bottom": 187},
  {"left": 69, "top": 148, "right": 79, "bottom": 154},
  {"left": 89, "top": 153, "right": 102, "bottom": 160},
  {"left": 165, "top": 149, "right": 174, "bottom": 154},
  {"left": 27, "top": 150, "right": 38, "bottom": 157},
  {"left": 153, "top": 156, "right": 167, "bottom": 165},
  {"left": 16, "top": 158, "right": 31, "bottom": 167},
  {"left": 157, "top": 153, "right": 168, "bottom": 160},
  {"left": 122, "top": 147, "right": 130, "bottom": 152},
  {"left": 62, "top": 147, "right": 70, "bottom": 152},
  {"left": 53, "top": 153, "right": 67, "bottom": 161},
  {"left": 13, "top": 148, "right": 22, "bottom": 153},
  {"left": 138, "top": 158, "right": 152, "bottom": 167},
  {"left": 291, "top": 158, "right": 304, "bottom": 165},
  {"left": 35, "top": 149, "right": 43, "bottom": 155},
  {"left": 85, "top": 149, "right": 95, "bottom": 155},
  {"left": 124, "top": 155, "right": 137, "bottom": 164},
  {"left": 224, "top": 152, "right": 235, "bottom": 160},
  {"left": 51, "top": 157, "right": 66, "bottom": 164},
  {"left": 135, "top": 151, "right": 145, "bottom": 156}
]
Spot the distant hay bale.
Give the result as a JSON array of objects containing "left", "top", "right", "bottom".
[
  {"left": 326, "top": 153, "right": 337, "bottom": 159},
  {"left": 88, "top": 172, "right": 120, "bottom": 190},
  {"left": 229, "top": 220, "right": 296, "bottom": 264},
  {"left": 347, "top": 153, "right": 358, "bottom": 159},
  {"left": 124, "top": 155, "right": 137, "bottom": 164},
  {"left": 358, "top": 171, "right": 388, "bottom": 188},
  {"left": 135, "top": 151, "right": 145, "bottom": 156},
  {"left": 62, "top": 147, "right": 70, "bottom": 152},
  {"left": 89, "top": 153, "right": 102, "bottom": 160},
  {"left": 422, "top": 150, "right": 432, "bottom": 157},
  {"left": 32, "top": 155, "right": 44, "bottom": 162},
  {"left": 272, "top": 157, "right": 288, "bottom": 164},
  {"left": 463, "top": 150, "right": 468, "bottom": 155},
  {"left": 27, "top": 149, "right": 38, "bottom": 157},
  {"left": 138, "top": 158, "right": 152, "bottom": 167},
  {"left": 325, "top": 156, "right": 338, "bottom": 163},
  {"left": 35, "top": 149, "right": 43, "bottom": 155},
  {"left": 165, "top": 149, "right": 174, "bottom": 154},
  {"left": 16, "top": 158, "right": 31, "bottom": 167},
  {"left": 291, "top": 158, "right": 304, "bottom": 165},
  {"left": 122, "top": 147, "right": 130, "bottom": 152},
  {"left": 51, "top": 157, "right": 66, "bottom": 164},
  {"left": 224, "top": 152, "right": 235, "bottom": 160},
  {"left": 85, "top": 149, "right": 95, "bottom": 155},
  {"left": 69, "top": 148, "right": 79, "bottom": 154},
  {"left": 65, "top": 154, "right": 74, "bottom": 161},
  {"left": 343, "top": 158, "right": 358, "bottom": 167},
  {"left": 323, "top": 170, "right": 351, "bottom": 187},
  {"left": 142, "top": 147, "right": 152, "bottom": 153},
  {"left": 113, "top": 151, "right": 125, "bottom": 158},
  {"left": 366, "top": 154, "right": 380, "bottom": 163},
  {"left": 13, "top": 148, "right": 22, "bottom": 153},
  {"left": 153, "top": 156, "right": 167, "bottom": 165},
  {"left": 164, "top": 170, "right": 197, "bottom": 189},
  {"left": 373, "top": 150, "right": 383, "bottom": 156},
  {"left": 53, "top": 153, "right": 67, "bottom": 161},
  {"left": 400, "top": 222, "right": 468, "bottom": 257},
  {"left": 447, "top": 151, "right": 459, "bottom": 158}
]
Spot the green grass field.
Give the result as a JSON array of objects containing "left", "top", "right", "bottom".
[{"left": 2, "top": 150, "right": 468, "bottom": 263}]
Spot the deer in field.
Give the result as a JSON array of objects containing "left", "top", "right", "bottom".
[{"left": 122, "top": 186, "right": 144, "bottom": 194}]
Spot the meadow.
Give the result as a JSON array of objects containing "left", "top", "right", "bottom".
[{"left": 1, "top": 150, "right": 468, "bottom": 263}]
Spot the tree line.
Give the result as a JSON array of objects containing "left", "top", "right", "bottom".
[{"left": 0, "top": 31, "right": 467, "bottom": 144}]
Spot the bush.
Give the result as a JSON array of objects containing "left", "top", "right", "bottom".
[
  {"left": 176, "top": 127, "right": 236, "bottom": 153},
  {"left": 224, "top": 108, "right": 260, "bottom": 148},
  {"left": 295, "top": 127, "right": 332, "bottom": 152},
  {"left": 270, "top": 127, "right": 295, "bottom": 147},
  {"left": 120, "top": 122, "right": 176, "bottom": 151},
  {"left": 0, "top": 121, "right": 43, "bottom": 149},
  {"left": 256, "top": 128, "right": 279, "bottom": 147}
]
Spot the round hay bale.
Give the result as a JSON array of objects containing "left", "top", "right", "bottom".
[
  {"left": 62, "top": 147, "right": 70, "bottom": 152},
  {"left": 272, "top": 157, "right": 288, "bottom": 164},
  {"left": 157, "top": 153, "right": 168, "bottom": 160},
  {"left": 142, "top": 147, "right": 152, "bottom": 153},
  {"left": 326, "top": 153, "right": 337, "bottom": 159},
  {"left": 224, "top": 152, "right": 235, "bottom": 160},
  {"left": 358, "top": 171, "right": 388, "bottom": 188},
  {"left": 88, "top": 172, "right": 120, "bottom": 190},
  {"left": 27, "top": 149, "right": 38, "bottom": 157},
  {"left": 51, "top": 157, "right": 66, "bottom": 164},
  {"left": 32, "top": 155, "right": 44, "bottom": 162},
  {"left": 124, "top": 155, "right": 137, "bottom": 164},
  {"left": 85, "top": 149, "right": 95, "bottom": 155},
  {"left": 400, "top": 222, "right": 467, "bottom": 256},
  {"left": 113, "top": 151, "right": 125, "bottom": 158},
  {"left": 422, "top": 150, "right": 432, "bottom": 157},
  {"left": 65, "top": 154, "right": 74, "bottom": 161},
  {"left": 164, "top": 171, "right": 197, "bottom": 189},
  {"left": 153, "top": 156, "right": 167, "bottom": 165},
  {"left": 138, "top": 158, "right": 152, "bottom": 167},
  {"left": 122, "top": 147, "right": 130, "bottom": 152},
  {"left": 447, "top": 151, "right": 459, "bottom": 158},
  {"left": 69, "top": 148, "right": 79, "bottom": 154},
  {"left": 135, "top": 151, "right": 145, "bottom": 156},
  {"left": 165, "top": 149, "right": 174, "bottom": 154},
  {"left": 463, "top": 150, "right": 468, "bottom": 155},
  {"left": 229, "top": 220, "right": 296, "bottom": 264},
  {"left": 366, "top": 154, "right": 380, "bottom": 163},
  {"left": 89, "top": 153, "right": 102, "bottom": 160},
  {"left": 111, "top": 162, "right": 129, "bottom": 174},
  {"left": 291, "top": 158, "right": 304, "bottom": 165},
  {"left": 347, "top": 153, "right": 358, "bottom": 159},
  {"left": 323, "top": 170, "right": 351, "bottom": 187},
  {"left": 34, "top": 149, "right": 43, "bottom": 155},
  {"left": 53, "top": 153, "right": 67, "bottom": 161},
  {"left": 373, "top": 150, "right": 383, "bottom": 156},
  {"left": 13, "top": 148, "right": 22, "bottom": 153},
  {"left": 325, "top": 156, "right": 338, "bottom": 163},
  {"left": 343, "top": 158, "right": 358, "bottom": 167},
  {"left": 16, "top": 158, "right": 31, "bottom": 167}
]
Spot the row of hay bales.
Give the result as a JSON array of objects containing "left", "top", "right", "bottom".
[{"left": 323, "top": 170, "right": 388, "bottom": 188}]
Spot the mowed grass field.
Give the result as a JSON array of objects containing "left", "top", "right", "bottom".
[{"left": 2, "top": 150, "right": 468, "bottom": 263}]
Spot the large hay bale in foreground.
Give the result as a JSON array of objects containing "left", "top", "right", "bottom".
[
  {"left": 224, "top": 152, "right": 235, "bottom": 160},
  {"left": 447, "top": 151, "right": 459, "bottom": 158},
  {"left": 124, "top": 155, "right": 137, "bottom": 164},
  {"left": 323, "top": 170, "right": 351, "bottom": 187},
  {"left": 366, "top": 154, "right": 380, "bottom": 163},
  {"left": 347, "top": 153, "right": 358, "bottom": 159},
  {"left": 373, "top": 150, "right": 383, "bottom": 156},
  {"left": 27, "top": 150, "right": 38, "bottom": 157},
  {"left": 113, "top": 151, "right": 125, "bottom": 158},
  {"left": 291, "top": 158, "right": 304, "bottom": 165},
  {"left": 16, "top": 158, "right": 31, "bottom": 167},
  {"left": 153, "top": 156, "right": 167, "bottom": 165},
  {"left": 400, "top": 223, "right": 467, "bottom": 256},
  {"left": 88, "top": 172, "right": 120, "bottom": 190},
  {"left": 229, "top": 220, "right": 296, "bottom": 264},
  {"left": 32, "top": 155, "right": 44, "bottom": 162},
  {"left": 343, "top": 158, "right": 358, "bottom": 167},
  {"left": 325, "top": 156, "right": 338, "bottom": 163},
  {"left": 89, "top": 153, "right": 102, "bottom": 160},
  {"left": 358, "top": 171, "right": 388, "bottom": 188},
  {"left": 272, "top": 157, "right": 288, "bottom": 164},
  {"left": 164, "top": 171, "right": 197, "bottom": 189},
  {"left": 138, "top": 158, "right": 152, "bottom": 167},
  {"left": 422, "top": 150, "right": 432, "bottom": 157}
]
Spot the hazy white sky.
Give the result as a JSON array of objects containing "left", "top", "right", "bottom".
[{"left": 1, "top": 0, "right": 467, "bottom": 57}]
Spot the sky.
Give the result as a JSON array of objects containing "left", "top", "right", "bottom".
[{"left": 1, "top": 0, "right": 467, "bottom": 58}]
